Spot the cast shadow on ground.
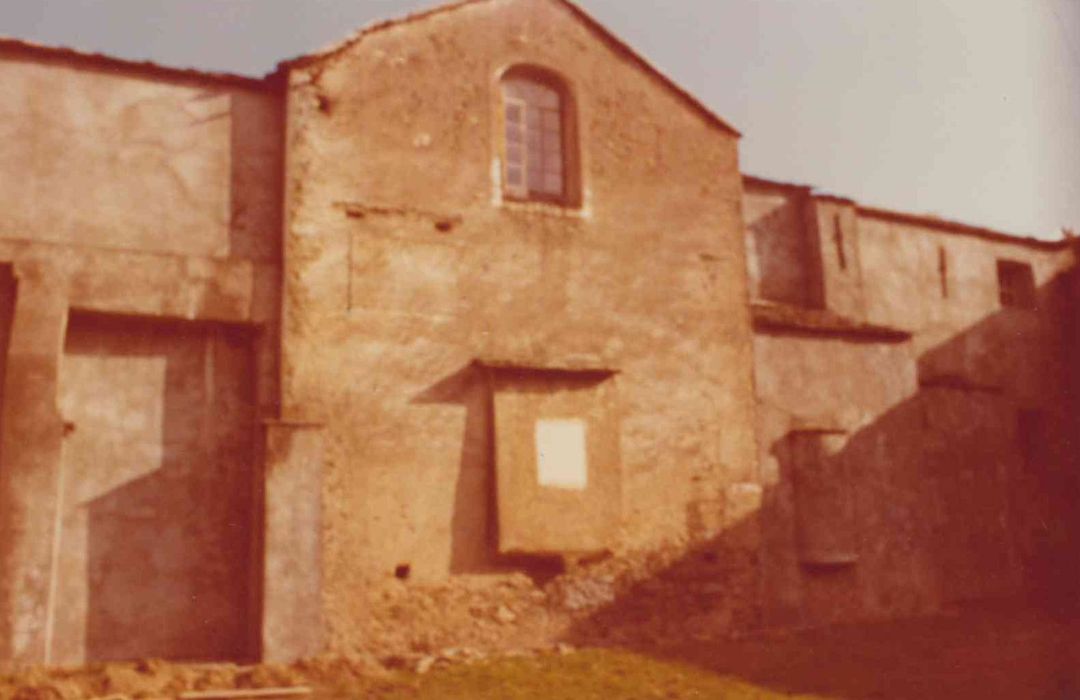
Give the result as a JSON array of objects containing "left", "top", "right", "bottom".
[{"left": 561, "top": 272, "right": 1080, "bottom": 699}]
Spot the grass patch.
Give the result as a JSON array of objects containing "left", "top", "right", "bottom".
[{"left": 319, "top": 649, "right": 828, "bottom": 699}]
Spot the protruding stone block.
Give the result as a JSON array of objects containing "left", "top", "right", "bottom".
[{"left": 486, "top": 365, "right": 621, "bottom": 556}]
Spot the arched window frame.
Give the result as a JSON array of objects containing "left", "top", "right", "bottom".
[{"left": 498, "top": 65, "right": 581, "bottom": 207}]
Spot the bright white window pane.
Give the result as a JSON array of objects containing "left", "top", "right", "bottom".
[{"left": 535, "top": 419, "right": 587, "bottom": 490}]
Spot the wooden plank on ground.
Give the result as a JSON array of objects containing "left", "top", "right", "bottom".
[{"left": 178, "top": 687, "right": 312, "bottom": 700}]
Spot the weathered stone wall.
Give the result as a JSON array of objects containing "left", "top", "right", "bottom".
[
  {"left": 2, "top": 0, "right": 1074, "bottom": 665},
  {"left": 281, "top": 0, "right": 757, "bottom": 655},
  {"left": 860, "top": 222, "right": 1079, "bottom": 600},
  {"left": 749, "top": 187, "right": 1078, "bottom": 627},
  {"left": 860, "top": 213, "right": 1069, "bottom": 323},
  {"left": 0, "top": 49, "right": 283, "bottom": 665}
]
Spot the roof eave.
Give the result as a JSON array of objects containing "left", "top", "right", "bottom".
[
  {"left": 0, "top": 36, "right": 275, "bottom": 91},
  {"left": 743, "top": 173, "right": 1070, "bottom": 251}
]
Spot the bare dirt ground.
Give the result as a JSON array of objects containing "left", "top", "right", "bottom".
[{"left": 2, "top": 603, "right": 1077, "bottom": 699}]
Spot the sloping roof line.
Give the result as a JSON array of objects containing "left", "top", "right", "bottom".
[
  {"left": 0, "top": 36, "right": 273, "bottom": 91},
  {"left": 743, "top": 174, "right": 1070, "bottom": 251},
  {"left": 275, "top": 0, "right": 741, "bottom": 138},
  {"left": 741, "top": 174, "right": 814, "bottom": 194},
  {"left": 856, "top": 206, "right": 1069, "bottom": 251}
]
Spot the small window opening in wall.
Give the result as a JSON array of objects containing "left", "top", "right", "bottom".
[
  {"left": 938, "top": 246, "right": 949, "bottom": 298},
  {"left": 394, "top": 563, "right": 411, "bottom": 580},
  {"left": 997, "top": 259, "right": 1036, "bottom": 309},
  {"left": 500, "top": 66, "right": 578, "bottom": 206},
  {"left": 832, "top": 214, "right": 847, "bottom": 271}
]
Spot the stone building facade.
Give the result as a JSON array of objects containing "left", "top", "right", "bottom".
[
  {"left": 0, "top": 0, "right": 1075, "bottom": 668},
  {"left": 744, "top": 177, "right": 1078, "bottom": 628}
]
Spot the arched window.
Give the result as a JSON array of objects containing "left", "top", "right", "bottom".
[{"left": 500, "top": 67, "right": 577, "bottom": 205}]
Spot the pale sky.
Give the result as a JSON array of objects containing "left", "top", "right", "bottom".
[{"left": 2, "top": 0, "right": 1078, "bottom": 239}]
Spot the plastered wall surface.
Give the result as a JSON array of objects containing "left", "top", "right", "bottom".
[
  {"left": 858, "top": 216, "right": 1075, "bottom": 399},
  {"left": 281, "top": 0, "right": 757, "bottom": 654},
  {"left": 0, "top": 51, "right": 283, "bottom": 664},
  {"left": 52, "top": 315, "right": 256, "bottom": 665},
  {"left": 0, "top": 49, "right": 281, "bottom": 261}
]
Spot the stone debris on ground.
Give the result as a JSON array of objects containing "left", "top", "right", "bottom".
[
  {"left": 0, "top": 645, "right": 589, "bottom": 700},
  {"left": 0, "top": 542, "right": 761, "bottom": 700}
]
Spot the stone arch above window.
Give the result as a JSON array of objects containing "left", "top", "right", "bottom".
[{"left": 499, "top": 66, "right": 580, "bottom": 206}]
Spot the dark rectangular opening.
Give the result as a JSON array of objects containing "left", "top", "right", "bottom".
[{"left": 996, "top": 259, "right": 1036, "bottom": 309}]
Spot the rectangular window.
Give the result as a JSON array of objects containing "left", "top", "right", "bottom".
[
  {"left": 833, "top": 214, "right": 847, "bottom": 271},
  {"left": 535, "top": 418, "right": 588, "bottom": 490},
  {"left": 996, "top": 260, "right": 1036, "bottom": 309},
  {"left": 502, "top": 74, "right": 569, "bottom": 202}
]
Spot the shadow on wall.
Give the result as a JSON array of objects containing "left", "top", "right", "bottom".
[
  {"left": 56, "top": 312, "right": 257, "bottom": 664},
  {"left": 556, "top": 271, "right": 1080, "bottom": 698},
  {"left": 412, "top": 364, "right": 498, "bottom": 576},
  {"left": 0, "top": 267, "right": 15, "bottom": 469},
  {"left": 745, "top": 193, "right": 818, "bottom": 307},
  {"left": 227, "top": 89, "right": 283, "bottom": 263},
  {"left": 412, "top": 364, "right": 566, "bottom": 583}
]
